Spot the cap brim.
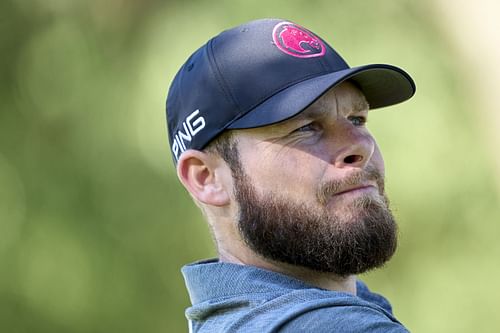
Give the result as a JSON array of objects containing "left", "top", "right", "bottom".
[{"left": 227, "top": 64, "right": 416, "bottom": 129}]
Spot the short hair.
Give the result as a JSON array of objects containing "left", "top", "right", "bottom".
[{"left": 203, "top": 131, "right": 241, "bottom": 174}]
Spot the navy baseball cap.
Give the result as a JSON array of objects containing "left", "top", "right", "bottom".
[{"left": 166, "top": 18, "right": 416, "bottom": 163}]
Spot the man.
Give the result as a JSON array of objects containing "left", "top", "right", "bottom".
[{"left": 166, "top": 18, "right": 415, "bottom": 332}]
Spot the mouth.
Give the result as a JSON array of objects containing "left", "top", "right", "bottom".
[{"left": 334, "top": 184, "right": 377, "bottom": 196}]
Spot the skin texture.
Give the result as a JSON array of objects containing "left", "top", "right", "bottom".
[{"left": 177, "top": 81, "right": 395, "bottom": 295}]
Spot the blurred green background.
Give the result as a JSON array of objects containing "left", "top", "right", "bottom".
[{"left": 1, "top": 0, "right": 500, "bottom": 332}]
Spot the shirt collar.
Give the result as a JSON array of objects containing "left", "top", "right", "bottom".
[
  {"left": 182, "top": 258, "right": 314, "bottom": 304},
  {"left": 181, "top": 258, "right": 393, "bottom": 315}
]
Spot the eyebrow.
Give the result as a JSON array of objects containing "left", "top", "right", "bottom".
[
  {"left": 352, "top": 99, "right": 371, "bottom": 112},
  {"left": 292, "top": 98, "right": 370, "bottom": 122}
]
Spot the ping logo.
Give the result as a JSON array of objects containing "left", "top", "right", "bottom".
[
  {"left": 272, "top": 21, "right": 326, "bottom": 58},
  {"left": 172, "top": 109, "right": 206, "bottom": 161}
]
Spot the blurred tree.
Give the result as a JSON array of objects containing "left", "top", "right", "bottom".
[
  {"left": 433, "top": 0, "right": 500, "bottom": 189},
  {"left": 1, "top": 1, "right": 499, "bottom": 333}
]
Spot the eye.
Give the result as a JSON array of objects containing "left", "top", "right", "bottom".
[
  {"left": 292, "top": 122, "right": 318, "bottom": 133},
  {"left": 348, "top": 116, "right": 367, "bottom": 127}
]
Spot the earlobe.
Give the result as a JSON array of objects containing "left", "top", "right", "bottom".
[{"left": 176, "top": 150, "right": 230, "bottom": 207}]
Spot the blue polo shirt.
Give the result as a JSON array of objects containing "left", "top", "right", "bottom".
[{"left": 182, "top": 259, "right": 409, "bottom": 332}]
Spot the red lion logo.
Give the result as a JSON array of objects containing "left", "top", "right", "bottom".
[{"left": 272, "top": 22, "right": 326, "bottom": 58}]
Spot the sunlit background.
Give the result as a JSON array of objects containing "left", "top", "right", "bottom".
[{"left": 1, "top": 0, "right": 500, "bottom": 332}]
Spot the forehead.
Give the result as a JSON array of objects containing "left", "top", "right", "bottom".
[
  {"left": 299, "top": 81, "right": 369, "bottom": 119},
  {"left": 238, "top": 81, "right": 369, "bottom": 136}
]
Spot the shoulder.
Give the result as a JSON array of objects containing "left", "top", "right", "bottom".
[
  {"left": 236, "top": 288, "right": 408, "bottom": 333},
  {"left": 187, "top": 288, "right": 408, "bottom": 333},
  {"left": 276, "top": 303, "right": 409, "bottom": 333}
]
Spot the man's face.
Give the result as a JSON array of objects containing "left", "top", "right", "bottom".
[{"left": 227, "top": 81, "right": 397, "bottom": 276}]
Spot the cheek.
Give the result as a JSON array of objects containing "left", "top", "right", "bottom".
[
  {"left": 241, "top": 147, "right": 323, "bottom": 196},
  {"left": 372, "top": 144, "right": 385, "bottom": 176}
]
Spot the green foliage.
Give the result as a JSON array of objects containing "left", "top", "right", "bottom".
[{"left": 1, "top": 0, "right": 499, "bottom": 332}]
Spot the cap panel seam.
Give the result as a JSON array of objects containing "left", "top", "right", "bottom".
[
  {"left": 315, "top": 40, "right": 330, "bottom": 72},
  {"left": 318, "top": 57, "right": 328, "bottom": 72},
  {"left": 207, "top": 39, "right": 242, "bottom": 114}
]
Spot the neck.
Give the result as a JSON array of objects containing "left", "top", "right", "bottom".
[
  {"left": 212, "top": 211, "right": 357, "bottom": 295},
  {"left": 219, "top": 249, "right": 357, "bottom": 295}
]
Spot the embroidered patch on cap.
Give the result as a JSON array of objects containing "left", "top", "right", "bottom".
[{"left": 272, "top": 21, "right": 326, "bottom": 58}]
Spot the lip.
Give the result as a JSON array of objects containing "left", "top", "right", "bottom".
[{"left": 334, "top": 184, "right": 377, "bottom": 196}]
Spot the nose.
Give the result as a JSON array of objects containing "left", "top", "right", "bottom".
[{"left": 331, "top": 127, "right": 375, "bottom": 169}]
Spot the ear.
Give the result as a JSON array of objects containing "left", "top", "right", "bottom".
[{"left": 176, "top": 149, "right": 230, "bottom": 207}]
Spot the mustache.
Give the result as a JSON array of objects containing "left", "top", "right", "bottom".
[{"left": 316, "top": 165, "right": 385, "bottom": 205}]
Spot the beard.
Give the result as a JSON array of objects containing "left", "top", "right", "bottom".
[{"left": 233, "top": 164, "right": 398, "bottom": 277}]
